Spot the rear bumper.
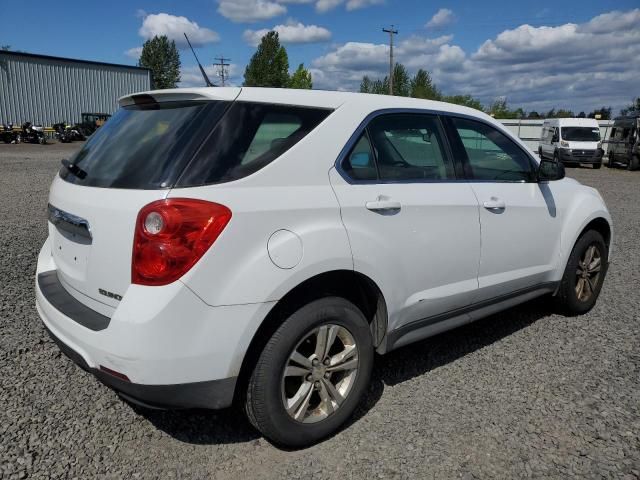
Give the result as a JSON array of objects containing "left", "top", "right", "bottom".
[
  {"left": 558, "top": 149, "right": 603, "bottom": 164},
  {"left": 44, "top": 324, "right": 236, "bottom": 409},
  {"left": 35, "top": 237, "right": 275, "bottom": 409}
]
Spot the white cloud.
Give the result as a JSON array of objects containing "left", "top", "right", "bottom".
[
  {"left": 124, "top": 47, "right": 143, "bottom": 59},
  {"left": 216, "top": 0, "right": 382, "bottom": 20},
  {"left": 345, "top": 0, "right": 384, "bottom": 11},
  {"left": 243, "top": 21, "right": 331, "bottom": 46},
  {"left": 310, "top": 8, "right": 640, "bottom": 113},
  {"left": 217, "top": 0, "right": 287, "bottom": 22},
  {"left": 315, "top": 0, "right": 382, "bottom": 12},
  {"left": 139, "top": 13, "right": 219, "bottom": 47},
  {"left": 426, "top": 8, "right": 456, "bottom": 29}
]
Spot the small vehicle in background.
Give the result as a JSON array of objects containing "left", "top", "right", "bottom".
[
  {"left": 77, "top": 112, "right": 111, "bottom": 137},
  {"left": 607, "top": 114, "right": 639, "bottom": 171},
  {"left": 20, "top": 122, "right": 46, "bottom": 144},
  {"left": 1, "top": 123, "right": 20, "bottom": 143},
  {"left": 539, "top": 118, "right": 603, "bottom": 168},
  {"left": 53, "top": 122, "right": 73, "bottom": 143}
]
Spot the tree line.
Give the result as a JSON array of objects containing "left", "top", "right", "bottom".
[
  {"left": 127, "top": 33, "right": 639, "bottom": 119},
  {"left": 359, "top": 63, "right": 637, "bottom": 120}
]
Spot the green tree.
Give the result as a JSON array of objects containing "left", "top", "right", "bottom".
[
  {"left": 360, "top": 75, "right": 373, "bottom": 93},
  {"left": 410, "top": 69, "right": 440, "bottom": 100},
  {"left": 577, "top": 111, "right": 586, "bottom": 118},
  {"left": 390, "top": 63, "right": 411, "bottom": 96},
  {"left": 244, "top": 31, "right": 290, "bottom": 87},
  {"left": 442, "top": 94, "right": 483, "bottom": 111},
  {"left": 588, "top": 107, "right": 612, "bottom": 120},
  {"left": 371, "top": 78, "right": 388, "bottom": 95},
  {"left": 620, "top": 97, "right": 640, "bottom": 116},
  {"left": 527, "top": 111, "right": 541, "bottom": 119},
  {"left": 288, "top": 63, "right": 312, "bottom": 89},
  {"left": 138, "top": 35, "right": 181, "bottom": 89},
  {"left": 1, "top": 45, "right": 11, "bottom": 51},
  {"left": 555, "top": 109, "right": 574, "bottom": 118},
  {"left": 489, "top": 98, "right": 519, "bottom": 118}
]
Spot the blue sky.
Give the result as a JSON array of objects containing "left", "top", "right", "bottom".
[{"left": 1, "top": 0, "right": 639, "bottom": 112}]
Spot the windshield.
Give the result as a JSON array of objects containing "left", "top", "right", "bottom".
[
  {"left": 561, "top": 126, "right": 601, "bottom": 142},
  {"left": 60, "top": 101, "right": 230, "bottom": 189}
]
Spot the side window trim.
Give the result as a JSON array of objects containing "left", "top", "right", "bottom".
[
  {"left": 440, "top": 113, "right": 539, "bottom": 183},
  {"left": 336, "top": 108, "right": 464, "bottom": 184}
]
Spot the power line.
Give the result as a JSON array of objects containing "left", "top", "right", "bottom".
[
  {"left": 382, "top": 25, "right": 398, "bottom": 95},
  {"left": 214, "top": 56, "right": 231, "bottom": 87}
]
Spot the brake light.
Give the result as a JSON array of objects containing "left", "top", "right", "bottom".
[{"left": 132, "top": 199, "right": 232, "bottom": 286}]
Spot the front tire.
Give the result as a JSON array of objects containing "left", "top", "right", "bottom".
[
  {"left": 628, "top": 155, "right": 639, "bottom": 171},
  {"left": 593, "top": 162, "right": 601, "bottom": 169},
  {"left": 245, "top": 297, "right": 373, "bottom": 447},
  {"left": 555, "top": 230, "right": 608, "bottom": 315}
]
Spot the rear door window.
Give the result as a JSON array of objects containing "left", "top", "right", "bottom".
[
  {"left": 367, "top": 114, "right": 454, "bottom": 181},
  {"left": 343, "top": 133, "right": 378, "bottom": 181}
]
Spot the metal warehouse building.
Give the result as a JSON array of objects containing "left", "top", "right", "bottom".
[{"left": 0, "top": 51, "right": 151, "bottom": 126}]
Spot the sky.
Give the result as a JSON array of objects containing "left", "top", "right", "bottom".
[{"left": 1, "top": 0, "right": 639, "bottom": 113}]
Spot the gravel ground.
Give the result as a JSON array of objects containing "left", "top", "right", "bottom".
[{"left": 1, "top": 142, "right": 639, "bottom": 479}]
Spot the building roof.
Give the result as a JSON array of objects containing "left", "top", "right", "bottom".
[{"left": 0, "top": 50, "right": 150, "bottom": 72}]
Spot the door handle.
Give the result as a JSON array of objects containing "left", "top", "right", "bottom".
[
  {"left": 483, "top": 197, "right": 506, "bottom": 210},
  {"left": 366, "top": 198, "right": 402, "bottom": 212}
]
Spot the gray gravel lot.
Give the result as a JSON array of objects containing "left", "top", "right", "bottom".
[{"left": 1, "top": 142, "right": 639, "bottom": 479}]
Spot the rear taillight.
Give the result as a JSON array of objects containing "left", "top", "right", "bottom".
[{"left": 132, "top": 199, "right": 232, "bottom": 286}]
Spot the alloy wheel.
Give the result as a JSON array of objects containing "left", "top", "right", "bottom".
[
  {"left": 281, "top": 324, "right": 359, "bottom": 424},
  {"left": 575, "top": 244, "right": 602, "bottom": 302}
]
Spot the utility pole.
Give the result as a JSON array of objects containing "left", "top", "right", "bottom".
[
  {"left": 382, "top": 25, "right": 398, "bottom": 95},
  {"left": 214, "top": 56, "right": 231, "bottom": 86}
]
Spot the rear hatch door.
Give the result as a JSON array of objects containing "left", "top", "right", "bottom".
[{"left": 48, "top": 88, "right": 240, "bottom": 311}]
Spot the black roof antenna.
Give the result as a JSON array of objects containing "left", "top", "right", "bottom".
[{"left": 184, "top": 33, "right": 215, "bottom": 87}]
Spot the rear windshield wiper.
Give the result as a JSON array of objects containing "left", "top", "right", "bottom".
[{"left": 61, "top": 159, "right": 87, "bottom": 179}]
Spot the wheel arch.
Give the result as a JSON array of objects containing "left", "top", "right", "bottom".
[
  {"left": 233, "top": 269, "right": 388, "bottom": 402},
  {"left": 580, "top": 217, "right": 612, "bottom": 250},
  {"left": 560, "top": 209, "right": 613, "bottom": 278}
]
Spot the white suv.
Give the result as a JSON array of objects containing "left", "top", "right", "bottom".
[{"left": 36, "top": 88, "right": 612, "bottom": 447}]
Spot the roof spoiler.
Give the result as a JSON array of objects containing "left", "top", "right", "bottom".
[{"left": 118, "top": 88, "right": 242, "bottom": 107}]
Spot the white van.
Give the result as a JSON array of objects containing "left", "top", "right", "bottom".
[{"left": 539, "top": 118, "right": 603, "bottom": 169}]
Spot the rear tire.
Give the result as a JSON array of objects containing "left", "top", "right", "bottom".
[
  {"left": 606, "top": 152, "right": 614, "bottom": 168},
  {"left": 555, "top": 230, "right": 608, "bottom": 315},
  {"left": 593, "top": 162, "right": 601, "bottom": 170},
  {"left": 628, "top": 155, "right": 639, "bottom": 171},
  {"left": 244, "top": 297, "right": 373, "bottom": 447}
]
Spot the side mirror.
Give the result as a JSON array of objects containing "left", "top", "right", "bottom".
[
  {"left": 538, "top": 158, "right": 565, "bottom": 181},
  {"left": 552, "top": 134, "right": 559, "bottom": 143}
]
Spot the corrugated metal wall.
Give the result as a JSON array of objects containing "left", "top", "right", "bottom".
[{"left": 0, "top": 52, "right": 151, "bottom": 126}]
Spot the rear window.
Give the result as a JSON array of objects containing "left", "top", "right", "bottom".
[
  {"left": 61, "top": 100, "right": 332, "bottom": 189},
  {"left": 61, "top": 101, "right": 230, "bottom": 189}
]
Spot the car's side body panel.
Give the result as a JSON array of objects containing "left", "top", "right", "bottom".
[{"left": 469, "top": 181, "right": 563, "bottom": 302}]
